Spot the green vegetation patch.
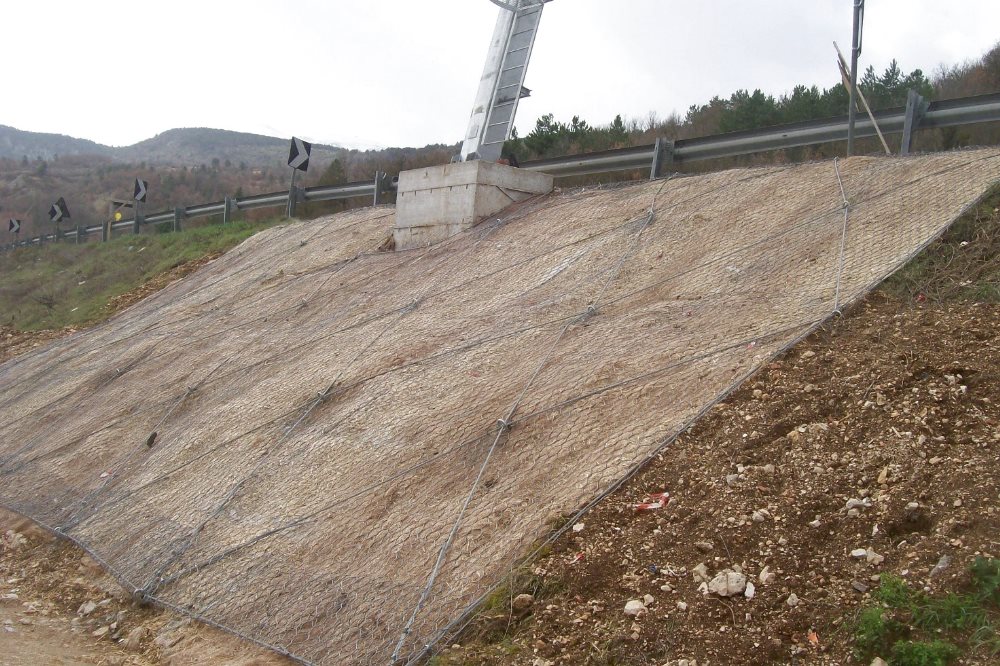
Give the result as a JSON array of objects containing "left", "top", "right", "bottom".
[
  {"left": 0, "top": 218, "right": 282, "bottom": 331},
  {"left": 882, "top": 184, "right": 1000, "bottom": 303},
  {"left": 853, "top": 558, "right": 1000, "bottom": 664}
]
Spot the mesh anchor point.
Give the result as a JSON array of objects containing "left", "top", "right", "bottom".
[{"left": 496, "top": 418, "right": 512, "bottom": 433}]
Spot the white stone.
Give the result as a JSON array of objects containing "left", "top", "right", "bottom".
[
  {"left": 786, "top": 593, "right": 800, "bottom": 607},
  {"left": 744, "top": 581, "right": 756, "bottom": 599},
  {"left": 708, "top": 571, "right": 747, "bottom": 597},
  {"left": 623, "top": 600, "right": 646, "bottom": 616}
]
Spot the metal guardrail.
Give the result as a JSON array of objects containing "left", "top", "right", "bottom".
[
  {"left": 520, "top": 91, "right": 1000, "bottom": 177},
  {"left": 4, "top": 92, "right": 999, "bottom": 252},
  {"left": 3, "top": 178, "right": 384, "bottom": 250}
]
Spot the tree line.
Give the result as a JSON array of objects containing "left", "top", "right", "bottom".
[{"left": 503, "top": 43, "right": 998, "bottom": 163}]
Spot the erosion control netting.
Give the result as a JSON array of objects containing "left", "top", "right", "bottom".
[{"left": 2, "top": 150, "right": 1000, "bottom": 664}]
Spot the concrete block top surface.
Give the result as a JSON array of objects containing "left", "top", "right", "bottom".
[{"left": 397, "top": 160, "right": 553, "bottom": 195}]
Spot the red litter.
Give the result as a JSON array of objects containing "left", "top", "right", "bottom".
[{"left": 632, "top": 490, "right": 669, "bottom": 512}]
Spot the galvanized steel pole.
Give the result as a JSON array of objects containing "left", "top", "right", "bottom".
[{"left": 846, "top": 0, "right": 864, "bottom": 156}]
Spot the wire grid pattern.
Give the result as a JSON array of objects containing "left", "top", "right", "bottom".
[{"left": 2, "top": 150, "right": 1000, "bottom": 664}]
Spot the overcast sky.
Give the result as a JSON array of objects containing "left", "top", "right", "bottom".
[{"left": 4, "top": 1, "right": 998, "bottom": 150}]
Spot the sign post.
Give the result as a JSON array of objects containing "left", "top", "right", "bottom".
[
  {"left": 286, "top": 136, "right": 311, "bottom": 218},
  {"left": 49, "top": 197, "right": 70, "bottom": 244},
  {"left": 8, "top": 218, "right": 20, "bottom": 248},
  {"left": 133, "top": 178, "right": 149, "bottom": 234}
]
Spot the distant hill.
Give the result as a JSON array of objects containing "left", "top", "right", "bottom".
[
  {"left": 0, "top": 125, "right": 343, "bottom": 169},
  {"left": 115, "top": 128, "right": 345, "bottom": 169},
  {"left": 0, "top": 125, "right": 113, "bottom": 161}
]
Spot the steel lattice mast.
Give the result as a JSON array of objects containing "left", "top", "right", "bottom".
[{"left": 459, "top": 0, "right": 552, "bottom": 162}]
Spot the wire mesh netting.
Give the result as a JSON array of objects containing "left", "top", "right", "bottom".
[{"left": 2, "top": 149, "right": 1000, "bottom": 664}]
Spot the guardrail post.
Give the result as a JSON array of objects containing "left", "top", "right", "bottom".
[
  {"left": 373, "top": 171, "right": 386, "bottom": 206},
  {"left": 76, "top": 224, "right": 85, "bottom": 244},
  {"left": 173, "top": 207, "right": 185, "bottom": 232},
  {"left": 901, "top": 88, "right": 927, "bottom": 156},
  {"left": 223, "top": 196, "right": 233, "bottom": 224},
  {"left": 286, "top": 185, "right": 299, "bottom": 219},
  {"left": 55, "top": 225, "right": 63, "bottom": 243},
  {"left": 650, "top": 137, "right": 675, "bottom": 180}
]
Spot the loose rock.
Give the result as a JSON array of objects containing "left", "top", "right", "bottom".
[
  {"left": 708, "top": 571, "right": 747, "bottom": 597},
  {"left": 623, "top": 599, "right": 646, "bottom": 616},
  {"left": 512, "top": 593, "right": 534, "bottom": 615}
]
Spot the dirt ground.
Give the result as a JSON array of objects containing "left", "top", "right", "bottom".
[
  {"left": 443, "top": 294, "right": 1000, "bottom": 665},
  {"left": 4, "top": 293, "right": 998, "bottom": 665},
  {"left": 1, "top": 510, "right": 290, "bottom": 665},
  {"left": 2, "top": 180, "right": 999, "bottom": 665}
]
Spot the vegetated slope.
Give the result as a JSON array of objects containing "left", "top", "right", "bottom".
[
  {"left": 1, "top": 151, "right": 999, "bottom": 665},
  {"left": 445, "top": 195, "right": 1000, "bottom": 666},
  {"left": 0, "top": 218, "right": 284, "bottom": 333}
]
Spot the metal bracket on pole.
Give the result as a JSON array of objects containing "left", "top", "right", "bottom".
[
  {"left": 650, "top": 137, "right": 675, "bottom": 180},
  {"left": 901, "top": 89, "right": 928, "bottom": 156},
  {"left": 173, "top": 207, "right": 185, "bottom": 232},
  {"left": 223, "top": 196, "right": 233, "bottom": 224}
]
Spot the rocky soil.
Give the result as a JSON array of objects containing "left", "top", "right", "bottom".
[
  {"left": 3, "top": 199, "right": 999, "bottom": 665},
  {"left": 444, "top": 295, "right": 1000, "bottom": 665},
  {"left": 1, "top": 510, "right": 289, "bottom": 665}
]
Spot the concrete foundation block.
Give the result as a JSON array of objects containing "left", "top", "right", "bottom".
[{"left": 393, "top": 161, "right": 553, "bottom": 250}]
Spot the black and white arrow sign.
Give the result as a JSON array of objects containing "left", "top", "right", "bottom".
[
  {"left": 49, "top": 197, "right": 70, "bottom": 223},
  {"left": 287, "top": 136, "right": 312, "bottom": 172},
  {"left": 8, "top": 219, "right": 20, "bottom": 233},
  {"left": 134, "top": 178, "right": 149, "bottom": 203}
]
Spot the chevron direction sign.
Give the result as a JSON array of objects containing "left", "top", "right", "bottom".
[
  {"left": 8, "top": 219, "right": 20, "bottom": 233},
  {"left": 287, "top": 136, "right": 311, "bottom": 172},
  {"left": 49, "top": 197, "right": 70, "bottom": 223},
  {"left": 134, "top": 178, "right": 149, "bottom": 203}
]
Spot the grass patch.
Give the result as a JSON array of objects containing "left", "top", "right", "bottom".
[
  {"left": 854, "top": 558, "right": 1000, "bottom": 664},
  {"left": 0, "top": 218, "right": 284, "bottom": 330},
  {"left": 890, "top": 640, "right": 961, "bottom": 666},
  {"left": 882, "top": 184, "right": 1000, "bottom": 303}
]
